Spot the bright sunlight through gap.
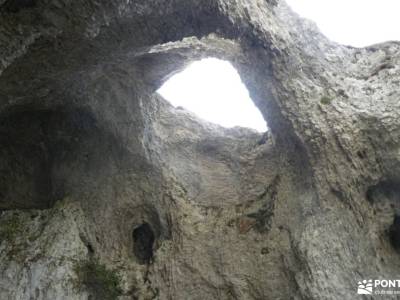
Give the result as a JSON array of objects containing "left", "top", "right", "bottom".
[
  {"left": 157, "top": 58, "right": 267, "bottom": 132},
  {"left": 285, "top": 0, "right": 400, "bottom": 47}
]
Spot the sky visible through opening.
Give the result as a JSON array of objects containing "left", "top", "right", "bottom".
[
  {"left": 157, "top": 58, "right": 268, "bottom": 132},
  {"left": 158, "top": 2, "right": 399, "bottom": 131},
  {"left": 285, "top": 0, "right": 400, "bottom": 47}
]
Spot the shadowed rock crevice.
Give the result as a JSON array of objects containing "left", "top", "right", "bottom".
[
  {"left": 389, "top": 215, "right": 400, "bottom": 250},
  {"left": 367, "top": 180, "right": 400, "bottom": 205},
  {"left": 0, "top": 106, "right": 123, "bottom": 210},
  {"left": 133, "top": 223, "right": 155, "bottom": 265},
  {"left": 0, "top": 1, "right": 400, "bottom": 299}
]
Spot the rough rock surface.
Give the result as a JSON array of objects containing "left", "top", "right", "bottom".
[{"left": 0, "top": 0, "right": 400, "bottom": 299}]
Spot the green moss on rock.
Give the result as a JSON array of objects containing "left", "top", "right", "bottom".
[
  {"left": 75, "top": 259, "right": 123, "bottom": 300},
  {"left": 0, "top": 214, "right": 23, "bottom": 241},
  {"left": 320, "top": 96, "right": 333, "bottom": 105}
]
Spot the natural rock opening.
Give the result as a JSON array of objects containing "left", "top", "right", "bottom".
[
  {"left": 132, "top": 223, "right": 155, "bottom": 265},
  {"left": 157, "top": 57, "right": 267, "bottom": 132}
]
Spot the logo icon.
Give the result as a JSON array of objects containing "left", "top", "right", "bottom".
[{"left": 358, "top": 280, "right": 373, "bottom": 295}]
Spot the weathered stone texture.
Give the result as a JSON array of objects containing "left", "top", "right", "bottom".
[{"left": 1, "top": 0, "right": 400, "bottom": 299}]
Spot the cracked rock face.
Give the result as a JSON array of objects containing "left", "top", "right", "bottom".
[{"left": 1, "top": 0, "right": 400, "bottom": 299}]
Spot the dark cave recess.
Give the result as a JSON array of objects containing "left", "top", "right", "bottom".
[{"left": 0, "top": 107, "right": 102, "bottom": 210}]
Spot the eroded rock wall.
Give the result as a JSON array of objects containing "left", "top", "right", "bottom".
[{"left": 1, "top": 0, "right": 400, "bottom": 299}]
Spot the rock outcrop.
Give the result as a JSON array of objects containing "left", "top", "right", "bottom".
[{"left": 0, "top": 0, "right": 400, "bottom": 299}]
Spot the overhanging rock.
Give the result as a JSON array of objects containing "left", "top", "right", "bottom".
[{"left": 0, "top": 0, "right": 400, "bottom": 299}]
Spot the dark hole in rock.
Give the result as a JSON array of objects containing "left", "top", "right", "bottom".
[
  {"left": 132, "top": 223, "right": 155, "bottom": 264},
  {"left": 357, "top": 150, "right": 367, "bottom": 160},
  {"left": 366, "top": 180, "right": 400, "bottom": 204},
  {"left": 389, "top": 215, "right": 400, "bottom": 250},
  {"left": 86, "top": 243, "right": 95, "bottom": 255}
]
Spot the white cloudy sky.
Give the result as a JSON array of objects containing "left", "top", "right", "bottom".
[
  {"left": 285, "top": 0, "right": 400, "bottom": 47},
  {"left": 158, "top": 58, "right": 268, "bottom": 132},
  {"left": 158, "top": 1, "right": 399, "bottom": 132}
]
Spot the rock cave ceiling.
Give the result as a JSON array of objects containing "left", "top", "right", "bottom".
[{"left": 0, "top": 0, "right": 400, "bottom": 299}]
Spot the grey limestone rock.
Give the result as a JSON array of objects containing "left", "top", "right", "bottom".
[{"left": 0, "top": 0, "right": 400, "bottom": 299}]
